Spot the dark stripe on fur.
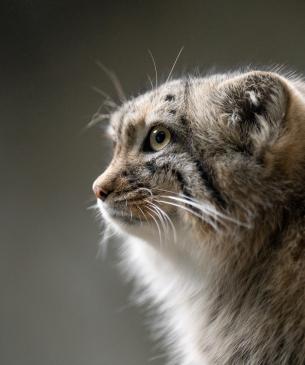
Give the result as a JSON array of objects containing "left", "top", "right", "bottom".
[
  {"left": 146, "top": 156, "right": 226, "bottom": 209},
  {"left": 145, "top": 159, "right": 222, "bottom": 221},
  {"left": 172, "top": 168, "right": 191, "bottom": 197},
  {"left": 145, "top": 160, "right": 158, "bottom": 174},
  {"left": 165, "top": 94, "right": 175, "bottom": 102},
  {"left": 194, "top": 160, "right": 227, "bottom": 208},
  {"left": 145, "top": 160, "right": 190, "bottom": 195}
]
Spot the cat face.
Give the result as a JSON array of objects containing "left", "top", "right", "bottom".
[
  {"left": 93, "top": 71, "right": 301, "bottom": 245},
  {"left": 93, "top": 80, "right": 203, "bottom": 241}
]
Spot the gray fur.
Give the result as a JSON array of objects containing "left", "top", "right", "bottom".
[{"left": 93, "top": 69, "right": 305, "bottom": 365}]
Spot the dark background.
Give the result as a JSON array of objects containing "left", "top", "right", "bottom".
[{"left": 1, "top": 1, "right": 304, "bottom": 364}]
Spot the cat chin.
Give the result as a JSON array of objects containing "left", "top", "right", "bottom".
[{"left": 97, "top": 199, "right": 166, "bottom": 244}]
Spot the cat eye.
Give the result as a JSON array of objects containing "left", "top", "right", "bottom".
[{"left": 149, "top": 126, "right": 171, "bottom": 151}]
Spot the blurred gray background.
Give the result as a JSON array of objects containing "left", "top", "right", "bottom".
[{"left": 1, "top": 1, "right": 305, "bottom": 364}]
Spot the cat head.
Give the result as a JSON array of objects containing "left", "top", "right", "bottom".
[{"left": 93, "top": 70, "right": 305, "bottom": 249}]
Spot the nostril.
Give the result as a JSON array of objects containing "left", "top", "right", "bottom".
[{"left": 93, "top": 185, "right": 109, "bottom": 201}]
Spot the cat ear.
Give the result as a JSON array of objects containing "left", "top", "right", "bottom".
[{"left": 216, "top": 71, "right": 289, "bottom": 141}]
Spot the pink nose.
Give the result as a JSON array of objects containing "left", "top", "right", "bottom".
[{"left": 93, "top": 185, "right": 110, "bottom": 201}]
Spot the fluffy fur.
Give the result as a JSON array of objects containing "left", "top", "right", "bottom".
[{"left": 92, "top": 69, "right": 305, "bottom": 364}]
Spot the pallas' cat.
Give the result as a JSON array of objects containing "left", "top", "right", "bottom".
[{"left": 92, "top": 70, "right": 305, "bottom": 365}]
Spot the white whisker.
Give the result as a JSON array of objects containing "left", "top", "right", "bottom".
[
  {"left": 137, "top": 187, "right": 153, "bottom": 197},
  {"left": 146, "top": 210, "right": 162, "bottom": 246},
  {"left": 148, "top": 49, "right": 158, "bottom": 88},
  {"left": 146, "top": 204, "right": 167, "bottom": 239},
  {"left": 166, "top": 46, "right": 184, "bottom": 83},
  {"left": 96, "top": 61, "right": 126, "bottom": 102},
  {"left": 87, "top": 203, "right": 99, "bottom": 211},
  {"left": 161, "top": 195, "right": 224, "bottom": 222},
  {"left": 135, "top": 205, "right": 144, "bottom": 226},
  {"left": 87, "top": 112, "right": 111, "bottom": 128},
  {"left": 147, "top": 74, "right": 154, "bottom": 90},
  {"left": 148, "top": 201, "right": 177, "bottom": 243},
  {"left": 154, "top": 188, "right": 249, "bottom": 228},
  {"left": 155, "top": 199, "right": 207, "bottom": 219},
  {"left": 91, "top": 86, "right": 117, "bottom": 107},
  {"left": 155, "top": 199, "right": 218, "bottom": 231}
]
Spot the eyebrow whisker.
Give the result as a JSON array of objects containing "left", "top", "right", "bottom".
[
  {"left": 147, "top": 74, "right": 154, "bottom": 90},
  {"left": 166, "top": 46, "right": 184, "bottom": 84},
  {"left": 148, "top": 49, "right": 158, "bottom": 89},
  {"left": 95, "top": 60, "right": 127, "bottom": 102}
]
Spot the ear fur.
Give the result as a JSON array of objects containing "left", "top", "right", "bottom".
[
  {"left": 214, "top": 71, "right": 290, "bottom": 153},
  {"left": 218, "top": 71, "right": 288, "bottom": 131}
]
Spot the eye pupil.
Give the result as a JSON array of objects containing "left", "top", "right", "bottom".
[
  {"left": 155, "top": 131, "right": 166, "bottom": 144},
  {"left": 147, "top": 126, "right": 171, "bottom": 152}
]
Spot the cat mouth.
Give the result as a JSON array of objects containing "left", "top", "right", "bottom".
[
  {"left": 98, "top": 199, "right": 149, "bottom": 225},
  {"left": 98, "top": 191, "right": 179, "bottom": 229},
  {"left": 97, "top": 195, "right": 180, "bottom": 242},
  {"left": 106, "top": 206, "right": 143, "bottom": 224}
]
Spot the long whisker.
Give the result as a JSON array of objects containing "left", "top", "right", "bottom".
[
  {"left": 91, "top": 86, "right": 117, "bottom": 107},
  {"left": 87, "top": 112, "right": 111, "bottom": 128},
  {"left": 158, "top": 205, "right": 177, "bottom": 244},
  {"left": 96, "top": 61, "right": 126, "bottom": 102},
  {"left": 154, "top": 188, "right": 249, "bottom": 228},
  {"left": 146, "top": 204, "right": 167, "bottom": 239},
  {"left": 147, "top": 201, "right": 177, "bottom": 243},
  {"left": 147, "top": 203, "right": 168, "bottom": 233},
  {"left": 87, "top": 203, "right": 99, "bottom": 211},
  {"left": 135, "top": 205, "right": 146, "bottom": 226},
  {"left": 86, "top": 95, "right": 115, "bottom": 129},
  {"left": 160, "top": 195, "right": 249, "bottom": 228},
  {"left": 128, "top": 200, "right": 133, "bottom": 221},
  {"left": 146, "top": 210, "right": 162, "bottom": 246},
  {"left": 155, "top": 188, "right": 224, "bottom": 224},
  {"left": 155, "top": 199, "right": 218, "bottom": 231},
  {"left": 147, "top": 74, "right": 154, "bottom": 90},
  {"left": 161, "top": 195, "right": 224, "bottom": 220},
  {"left": 88, "top": 203, "right": 105, "bottom": 221},
  {"left": 136, "top": 201, "right": 177, "bottom": 243},
  {"left": 148, "top": 49, "right": 158, "bottom": 88},
  {"left": 166, "top": 46, "right": 184, "bottom": 83},
  {"left": 155, "top": 199, "right": 207, "bottom": 219}
]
